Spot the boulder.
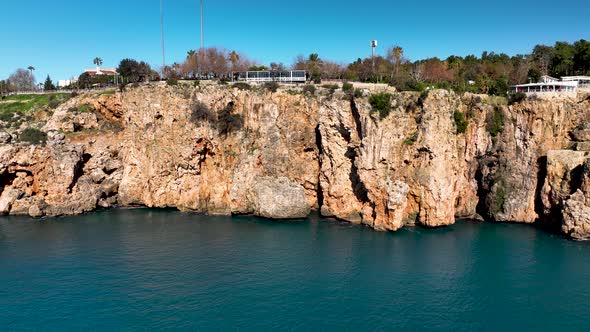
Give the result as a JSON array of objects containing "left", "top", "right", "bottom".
[
  {"left": 0, "top": 189, "right": 24, "bottom": 214},
  {"left": 0, "top": 131, "right": 12, "bottom": 144},
  {"left": 253, "top": 177, "right": 311, "bottom": 219}
]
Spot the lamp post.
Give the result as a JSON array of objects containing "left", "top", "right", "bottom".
[
  {"left": 199, "top": 0, "right": 205, "bottom": 79},
  {"left": 200, "top": 0, "right": 204, "bottom": 50},
  {"left": 160, "top": 0, "right": 166, "bottom": 78},
  {"left": 371, "top": 40, "right": 378, "bottom": 79}
]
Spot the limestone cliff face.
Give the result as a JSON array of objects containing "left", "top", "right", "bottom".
[
  {"left": 318, "top": 90, "right": 486, "bottom": 231},
  {"left": 1, "top": 84, "right": 589, "bottom": 239}
]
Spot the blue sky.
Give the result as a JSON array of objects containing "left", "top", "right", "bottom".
[{"left": 1, "top": 0, "right": 589, "bottom": 81}]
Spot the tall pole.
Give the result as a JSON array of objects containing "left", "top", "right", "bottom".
[
  {"left": 200, "top": 0, "right": 204, "bottom": 50},
  {"left": 199, "top": 0, "right": 204, "bottom": 79},
  {"left": 160, "top": 0, "right": 166, "bottom": 78}
]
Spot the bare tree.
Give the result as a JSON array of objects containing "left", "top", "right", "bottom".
[
  {"left": 411, "top": 63, "right": 424, "bottom": 82},
  {"left": 9, "top": 68, "right": 36, "bottom": 91}
]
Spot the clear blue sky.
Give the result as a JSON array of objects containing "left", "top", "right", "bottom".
[{"left": 1, "top": 0, "right": 589, "bottom": 81}]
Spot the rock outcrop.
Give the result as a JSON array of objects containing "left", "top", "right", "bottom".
[
  {"left": 541, "top": 150, "right": 590, "bottom": 239},
  {"left": 1, "top": 83, "right": 589, "bottom": 240}
]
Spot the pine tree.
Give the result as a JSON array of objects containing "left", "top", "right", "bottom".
[{"left": 44, "top": 75, "right": 55, "bottom": 91}]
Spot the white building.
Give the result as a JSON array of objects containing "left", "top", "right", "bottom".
[
  {"left": 510, "top": 81, "right": 578, "bottom": 94},
  {"left": 58, "top": 79, "right": 78, "bottom": 88},
  {"left": 510, "top": 75, "right": 590, "bottom": 95},
  {"left": 561, "top": 76, "right": 590, "bottom": 88}
]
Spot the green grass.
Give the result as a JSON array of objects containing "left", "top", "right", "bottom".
[
  {"left": 78, "top": 104, "right": 94, "bottom": 112},
  {"left": 0, "top": 93, "right": 69, "bottom": 113}
]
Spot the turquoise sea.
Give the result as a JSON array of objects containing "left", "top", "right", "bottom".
[{"left": 1, "top": 209, "right": 589, "bottom": 331}]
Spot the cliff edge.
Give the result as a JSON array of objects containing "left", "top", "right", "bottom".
[{"left": 1, "top": 83, "right": 589, "bottom": 239}]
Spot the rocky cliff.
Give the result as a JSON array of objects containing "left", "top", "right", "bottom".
[{"left": 1, "top": 83, "right": 590, "bottom": 239}]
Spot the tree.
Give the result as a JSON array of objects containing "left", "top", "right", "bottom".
[
  {"left": 410, "top": 63, "right": 424, "bottom": 82},
  {"left": 270, "top": 62, "right": 286, "bottom": 71},
  {"left": 78, "top": 72, "right": 92, "bottom": 89},
  {"left": 0, "top": 80, "right": 15, "bottom": 95},
  {"left": 573, "top": 39, "right": 590, "bottom": 75},
  {"left": 93, "top": 57, "right": 103, "bottom": 68},
  {"left": 527, "top": 67, "right": 542, "bottom": 84},
  {"left": 550, "top": 42, "right": 575, "bottom": 77},
  {"left": 229, "top": 51, "right": 240, "bottom": 71},
  {"left": 187, "top": 50, "right": 196, "bottom": 59},
  {"left": 387, "top": 45, "right": 405, "bottom": 79},
  {"left": 9, "top": 68, "right": 35, "bottom": 91},
  {"left": 43, "top": 75, "right": 55, "bottom": 91},
  {"left": 532, "top": 45, "right": 553, "bottom": 75},
  {"left": 27, "top": 66, "right": 36, "bottom": 90},
  {"left": 118, "top": 59, "right": 153, "bottom": 82}
]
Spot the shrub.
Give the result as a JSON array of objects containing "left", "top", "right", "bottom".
[
  {"left": 190, "top": 101, "right": 215, "bottom": 123},
  {"left": 508, "top": 92, "right": 527, "bottom": 105},
  {"left": 70, "top": 91, "right": 79, "bottom": 98},
  {"left": 453, "top": 111, "right": 468, "bottom": 134},
  {"left": 369, "top": 92, "right": 393, "bottom": 119},
  {"left": 264, "top": 82, "right": 280, "bottom": 93},
  {"left": 0, "top": 112, "right": 15, "bottom": 122},
  {"left": 19, "top": 128, "right": 47, "bottom": 144},
  {"left": 166, "top": 78, "right": 178, "bottom": 86},
  {"left": 48, "top": 99, "right": 61, "bottom": 109},
  {"left": 119, "top": 83, "right": 127, "bottom": 92},
  {"left": 342, "top": 82, "right": 354, "bottom": 93},
  {"left": 313, "top": 77, "right": 322, "bottom": 84},
  {"left": 487, "top": 107, "right": 504, "bottom": 137},
  {"left": 193, "top": 80, "right": 201, "bottom": 87},
  {"left": 404, "top": 131, "right": 418, "bottom": 145},
  {"left": 303, "top": 85, "right": 316, "bottom": 95},
  {"left": 218, "top": 79, "right": 229, "bottom": 85},
  {"left": 322, "top": 84, "right": 339, "bottom": 94},
  {"left": 353, "top": 88, "right": 363, "bottom": 98},
  {"left": 233, "top": 82, "right": 251, "bottom": 91}
]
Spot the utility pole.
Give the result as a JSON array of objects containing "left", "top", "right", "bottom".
[
  {"left": 160, "top": 0, "right": 166, "bottom": 78},
  {"left": 199, "top": 0, "right": 205, "bottom": 79},
  {"left": 371, "top": 40, "right": 378, "bottom": 74},
  {"left": 200, "top": 0, "right": 204, "bottom": 50}
]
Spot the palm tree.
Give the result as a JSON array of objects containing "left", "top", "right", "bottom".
[
  {"left": 93, "top": 57, "right": 103, "bottom": 68},
  {"left": 229, "top": 51, "right": 240, "bottom": 71},
  {"left": 187, "top": 50, "right": 196, "bottom": 59},
  {"left": 27, "top": 66, "right": 35, "bottom": 91}
]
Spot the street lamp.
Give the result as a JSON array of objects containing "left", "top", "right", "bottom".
[
  {"left": 371, "top": 40, "right": 378, "bottom": 78},
  {"left": 160, "top": 0, "right": 166, "bottom": 78},
  {"left": 200, "top": 0, "right": 204, "bottom": 50}
]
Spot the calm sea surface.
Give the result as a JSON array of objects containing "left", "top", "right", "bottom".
[{"left": 1, "top": 209, "right": 589, "bottom": 331}]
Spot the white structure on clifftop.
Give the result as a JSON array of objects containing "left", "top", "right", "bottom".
[{"left": 510, "top": 75, "right": 590, "bottom": 95}]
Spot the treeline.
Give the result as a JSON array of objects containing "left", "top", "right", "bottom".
[
  {"left": 304, "top": 39, "right": 590, "bottom": 95},
  {"left": 2, "top": 39, "right": 588, "bottom": 96},
  {"left": 156, "top": 40, "right": 589, "bottom": 96}
]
